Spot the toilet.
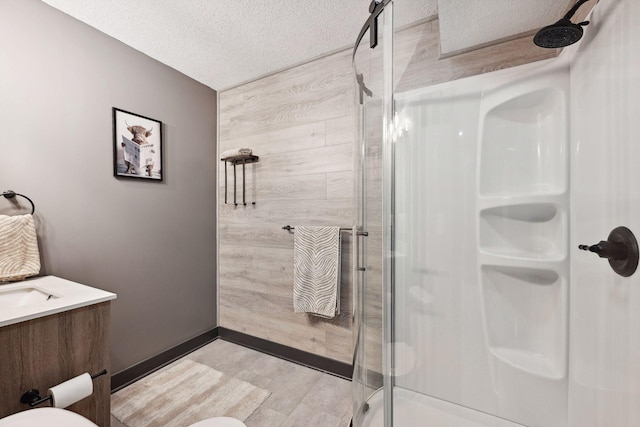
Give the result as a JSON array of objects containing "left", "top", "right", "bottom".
[
  {"left": 0, "top": 408, "right": 247, "bottom": 427},
  {"left": 0, "top": 408, "right": 96, "bottom": 427},
  {"left": 190, "top": 418, "right": 247, "bottom": 427}
]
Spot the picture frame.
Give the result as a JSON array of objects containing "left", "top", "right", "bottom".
[{"left": 113, "top": 107, "right": 163, "bottom": 181}]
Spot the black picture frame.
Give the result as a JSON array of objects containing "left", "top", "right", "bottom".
[{"left": 113, "top": 107, "right": 163, "bottom": 181}]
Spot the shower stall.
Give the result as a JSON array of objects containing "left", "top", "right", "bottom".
[{"left": 351, "top": 0, "right": 640, "bottom": 426}]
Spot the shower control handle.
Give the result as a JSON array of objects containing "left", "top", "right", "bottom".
[
  {"left": 578, "top": 226, "right": 639, "bottom": 277},
  {"left": 578, "top": 241, "right": 627, "bottom": 260}
]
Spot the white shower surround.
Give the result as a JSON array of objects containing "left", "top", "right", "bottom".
[
  {"left": 569, "top": 0, "right": 640, "bottom": 425},
  {"left": 392, "top": 55, "right": 570, "bottom": 427},
  {"left": 366, "top": 0, "right": 640, "bottom": 425}
]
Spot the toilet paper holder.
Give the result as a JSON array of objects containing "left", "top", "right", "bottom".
[{"left": 20, "top": 369, "right": 107, "bottom": 407}]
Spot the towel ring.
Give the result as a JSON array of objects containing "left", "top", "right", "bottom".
[{"left": 2, "top": 190, "right": 35, "bottom": 214}]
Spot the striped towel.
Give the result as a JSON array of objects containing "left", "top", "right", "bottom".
[
  {"left": 221, "top": 148, "right": 252, "bottom": 159},
  {"left": 293, "top": 226, "right": 341, "bottom": 318},
  {"left": 0, "top": 214, "right": 40, "bottom": 282}
]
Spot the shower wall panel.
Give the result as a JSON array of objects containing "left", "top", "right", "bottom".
[
  {"left": 568, "top": 0, "right": 640, "bottom": 425},
  {"left": 218, "top": 49, "right": 356, "bottom": 363},
  {"left": 394, "top": 57, "right": 570, "bottom": 427}
]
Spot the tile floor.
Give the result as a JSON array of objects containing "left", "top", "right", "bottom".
[{"left": 110, "top": 339, "right": 353, "bottom": 427}]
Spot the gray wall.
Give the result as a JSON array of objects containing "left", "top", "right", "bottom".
[{"left": 0, "top": 0, "right": 217, "bottom": 373}]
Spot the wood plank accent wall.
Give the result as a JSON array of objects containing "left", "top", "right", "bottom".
[
  {"left": 218, "top": 18, "right": 558, "bottom": 366},
  {"left": 0, "top": 303, "right": 111, "bottom": 426},
  {"left": 218, "top": 49, "right": 356, "bottom": 364}
]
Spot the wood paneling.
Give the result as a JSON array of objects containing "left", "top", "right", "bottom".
[
  {"left": 327, "top": 171, "right": 354, "bottom": 200},
  {"left": 252, "top": 174, "right": 327, "bottom": 201},
  {"left": 235, "top": 143, "right": 352, "bottom": 180},
  {"left": 219, "top": 199, "right": 353, "bottom": 226},
  {"left": 326, "top": 116, "right": 356, "bottom": 147},
  {"left": 219, "top": 47, "right": 356, "bottom": 365},
  {"left": 0, "top": 303, "right": 111, "bottom": 426},
  {"left": 219, "top": 224, "right": 293, "bottom": 249},
  {"left": 220, "top": 50, "right": 353, "bottom": 141},
  {"left": 220, "top": 121, "right": 326, "bottom": 157}
]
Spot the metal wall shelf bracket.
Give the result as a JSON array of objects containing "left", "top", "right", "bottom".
[{"left": 221, "top": 155, "right": 259, "bottom": 206}]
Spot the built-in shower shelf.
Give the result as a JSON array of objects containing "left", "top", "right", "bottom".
[
  {"left": 478, "top": 252, "right": 567, "bottom": 268},
  {"left": 478, "top": 245, "right": 566, "bottom": 262},
  {"left": 479, "top": 250, "right": 566, "bottom": 263},
  {"left": 490, "top": 347, "right": 564, "bottom": 380},
  {"left": 479, "top": 187, "right": 567, "bottom": 199},
  {"left": 477, "top": 194, "right": 566, "bottom": 212},
  {"left": 479, "top": 202, "right": 566, "bottom": 261},
  {"left": 479, "top": 87, "right": 567, "bottom": 198},
  {"left": 481, "top": 265, "right": 567, "bottom": 381},
  {"left": 476, "top": 66, "right": 570, "bottom": 414}
]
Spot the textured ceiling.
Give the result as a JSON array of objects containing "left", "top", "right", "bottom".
[
  {"left": 40, "top": 0, "right": 577, "bottom": 90},
  {"left": 41, "top": 0, "right": 437, "bottom": 90}
]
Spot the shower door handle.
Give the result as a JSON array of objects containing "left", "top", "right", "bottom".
[
  {"left": 356, "top": 230, "right": 368, "bottom": 272},
  {"left": 353, "top": 228, "right": 368, "bottom": 323}
]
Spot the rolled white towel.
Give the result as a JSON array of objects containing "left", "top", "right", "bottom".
[{"left": 221, "top": 148, "right": 252, "bottom": 159}]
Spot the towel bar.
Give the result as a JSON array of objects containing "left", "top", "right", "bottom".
[{"left": 282, "top": 225, "right": 368, "bottom": 236}]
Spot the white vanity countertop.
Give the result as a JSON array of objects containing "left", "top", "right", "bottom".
[{"left": 0, "top": 275, "right": 117, "bottom": 328}]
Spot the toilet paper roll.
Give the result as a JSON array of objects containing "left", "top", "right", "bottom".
[{"left": 48, "top": 373, "right": 93, "bottom": 409}]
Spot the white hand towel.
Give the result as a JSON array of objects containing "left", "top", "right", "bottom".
[
  {"left": 0, "top": 214, "right": 40, "bottom": 282},
  {"left": 293, "top": 226, "right": 341, "bottom": 318},
  {"left": 221, "top": 148, "right": 252, "bottom": 159}
]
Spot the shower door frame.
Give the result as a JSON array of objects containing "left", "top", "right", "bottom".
[{"left": 352, "top": 1, "right": 396, "bottom": 425}]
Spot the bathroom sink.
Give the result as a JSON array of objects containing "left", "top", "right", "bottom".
[
  {"left": 0, "top": 276, "right": 116, "bottom": 328},
  {"left": 0, "top": 286, "right": 58, "bottom": 309}
]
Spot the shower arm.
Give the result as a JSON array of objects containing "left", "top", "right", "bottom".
[{"left": 563, "top": 0, "right": 590, "bottom": 21}]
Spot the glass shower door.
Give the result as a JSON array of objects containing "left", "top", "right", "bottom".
[
  {"left": 353, "top": 0, "right": 640, "bottom": 426},
  {"left": 352, "top": 2, "right": 394, "bottom": 426}
]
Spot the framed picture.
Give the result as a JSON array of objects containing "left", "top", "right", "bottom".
[{"left": 113, "top": 107, "right": 163, "bottom": 181}]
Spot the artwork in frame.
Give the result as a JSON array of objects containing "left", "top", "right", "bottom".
[{"left": 113, "top": 107, "right": 163, "bottom": 181}]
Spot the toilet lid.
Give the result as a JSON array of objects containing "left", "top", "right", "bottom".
[
  {"left": 189, "top": 417, "right": 247, "bottom": 427},
  {"left": 0, "top": 408, "right": 98, "bottom": 427}
]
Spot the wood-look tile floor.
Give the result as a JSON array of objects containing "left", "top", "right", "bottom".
[{"left": 110, "top": 339, "right": 352, "bottom": 427}]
